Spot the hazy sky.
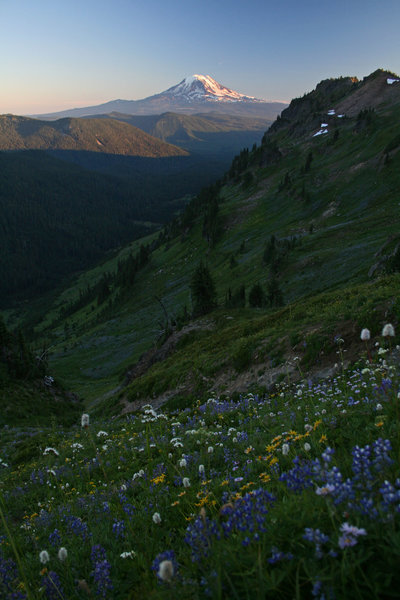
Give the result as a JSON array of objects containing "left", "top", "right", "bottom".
[{"left": 1, "top": 0, "right": 399, "bottom": 114}]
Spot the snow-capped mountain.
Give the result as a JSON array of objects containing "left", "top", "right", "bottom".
[
  {"left": 35, "top": 75, "right": 287, "bottom": 120},
  {"left": 162, "top": 74, "right": 263, "bottom": 103}
]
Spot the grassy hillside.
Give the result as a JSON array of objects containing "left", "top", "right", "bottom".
[
  {"left": 9, "top": 70, "right": 398, "bottom": 412},
  {"left": 0, "top": 316, "right": 81, "bottom": 427}
]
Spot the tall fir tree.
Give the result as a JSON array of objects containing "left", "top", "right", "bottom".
[{"left": 190, "top": 262, "right": 217, "bottom": 317}]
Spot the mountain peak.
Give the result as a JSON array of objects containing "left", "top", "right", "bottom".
[
  {"left": 33, "top": 75, "right": 286, "bottom": 120},
  {"left": 163, "top": 74, "right": 263, "bottom": 104}
]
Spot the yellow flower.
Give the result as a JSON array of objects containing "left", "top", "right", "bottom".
[
  {"left": 195, "top": 496, "right": 209, "bottom": 507},
  {"left": 240, "top": 482, "right": 255, "bottom": 491},
  {"left": 319, "top": 434, "right": 327, "bottom": 443},
  {"left": 151, "top": 473, "right": 166, "bottom": 485},
  {"left": 220, "top": 480, "right": 229, "bottom": 486}
]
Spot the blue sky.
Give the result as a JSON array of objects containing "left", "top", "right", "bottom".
[{"left": 1, "top": 0, "right": 399, "bottom": 114}]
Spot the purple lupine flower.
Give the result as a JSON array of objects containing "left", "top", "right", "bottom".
[
  {"left": 112, "top": 519, "right": 126, "bottom": 540},
  {"left": 280, "top": 456, "right": 314, "bottom": 492},
  {"left": 303, "top": 528, "right": 330, "bottom": 559},
  {"left": 48, "top": 529, "right": 61, "bottom": 548},
  {"left": 41, "top": 571, "right": 65, "bottom": 600},
  {"left": 267, "top": 547, "right": 294, "bottom": 564},
  {"left": 0, "top": 550, "right": 27, "bottom": 599},
  {"left": 90, "top": 545, "right": 113, "bottom": 598},
  {"left": 64, "top": 515, "right": 91, "bottom": 540}
]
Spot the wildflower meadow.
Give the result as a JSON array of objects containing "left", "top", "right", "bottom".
[{"left": 1, "top": 329, "right": 400, "bottom": 598}]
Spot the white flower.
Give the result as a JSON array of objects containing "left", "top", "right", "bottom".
[
  {"left": 304, "top": 443, "right": 311, "bottom": 452},
  {"left": 198, "top": 464, "right": 205, "bottom": 474},
  {"left": 58, "top": 547, "right": 68, "bottom": 562},
  {"left": 316, "top": 484, "right": 335, "bottom": 496},
  {"left": 340, "top": 522, "right": 367, "bottom": 537},
  {"left": 179, "top": 458, "right": 187, "bottom": 468},
  {"left": 382, "top": 323, "right": 395, "bottom": 337},
  {"left": 207, "top": 446, "right": 214, "bottom": 454},
  {"left": 182, "top": 477, "right": 190, "bottom": 488},
  {"left": 120, "top": 550, "right": 137, "bottom": 559},
  {"left": 360, "top": 328, "right": 370, "bottom": 341},
  {"left": 43, "top": 447, "right": 59, "bottom": 456},
  {"left": 376, "top": 403, "right": 383, "bottom": 411},
  {"left": 81, "top": 414, "right": 90, "bottom": 428},
  {"left": 96, "top": 431, "right": 108, "bottom": 438},
  {"left": 282, "top": 443, "right": 289, "bottom": 456},
  {"left": 152, "top": 512, "right": 162, "bottom": 524},
  {"left": 39, "top": 550, "right": 50, "bottom": 564},
  {"left": 304, "top": 424, "right": 313, "bottom": 433},
  {"left": 158, "top": 559, "right": 174, "bottom": 582}
]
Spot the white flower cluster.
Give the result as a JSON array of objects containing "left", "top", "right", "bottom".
[
  {"left": 132, "top": 469, "right": 145, "bottom": 480},
  {"left": 71, "top": 443, "right": 84, "bottom": 450},
  {"left": 141, "top": 405, "right": 168, "bottom": 423},
  {"left": 120, "top": 550, "right": 137, "bottom": 559},
  {"left": 43, "top": 447, "right": 59, "bottom": 456},
  {"left": 96, "top": 430, "right": 109, "bottom": 438}
]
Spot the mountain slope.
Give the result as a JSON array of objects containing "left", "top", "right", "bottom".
[
  {"left": 15, "top": 69, "right": 400, "bottom": 411},
  {"left": 89, "top": 111, "right": 272, "bottom": 156},
  {"left": 35, "top": 74, "right": 287, "bottom": 119},
  {"left": 0, "top": 115, "right": 187, "bottom": 156}
]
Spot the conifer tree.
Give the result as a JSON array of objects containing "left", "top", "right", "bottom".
[
  {"left": 267, "top": 274, "right": 284, "bottom": 307},
  {"left": 190, "top": 262, "right": 217, "bottom": 317},
  {"left": 249, "top": 283, "right": 266, "bottom": 307}
]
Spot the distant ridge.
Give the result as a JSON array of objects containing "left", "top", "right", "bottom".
[
  {"left": 33, "top": 75, "right": 287, "bottom": 120},
  {"left": 0, "top": 114, "right": 187, "bottom": 157}
]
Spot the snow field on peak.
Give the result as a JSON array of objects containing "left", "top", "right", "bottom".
[{"left": 169, "top": 74, "right": 260, "bottom": 103}]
